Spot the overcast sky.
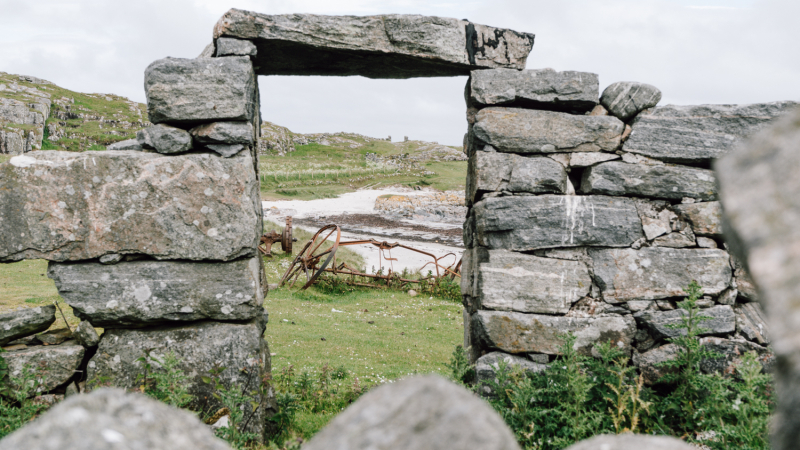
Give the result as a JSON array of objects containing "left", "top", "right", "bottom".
[{"left": 1, "top": 0, "right": 797, "bottom": 145}]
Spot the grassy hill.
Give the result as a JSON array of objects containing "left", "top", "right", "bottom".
[
  {"left": 0, "top": 72, "right": 467, "bottom": 200},
  {"left": 0, "top": 71, "right": 149, "bottom": 153}
]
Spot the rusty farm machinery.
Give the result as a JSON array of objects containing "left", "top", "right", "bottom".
[{"left": 270, "top": 221, "right": 461, "bottom": 291}]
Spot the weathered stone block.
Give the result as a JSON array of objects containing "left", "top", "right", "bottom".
[
  {"left": 0, "top": 151, "right": 261, "bottom": 262},
  {"left": 73, "top": 321, "right": 100, "bottom": 348},
  {"left": 473, "top": 108, "right": 624, "bottom": 154},
  {"left": 476, "top": 249, "right": 591, "bottom": 314},
  {"left": 476, "top": 352, "right": 547, "bottom": 388},
  {"left": 589, "top": 248, "right": 732, "bottom": 302},
  {"left": 214, "top": 10, "right": 534, "bottom": 78},
  {"left": 190, "top": 121, "right": 254, "bottom": 145},
  {"left": 674, "top": 201, "right": 722, "bottom": 236},
  {"left": 473, "top": 195, "right": 644, "bottom": 251},
  {"left": 600, "top": 81, "right": 662, "bottom": 122},
  {"left": 623, "top": 102, "right": 798, "bottom": 162},
  {"left": 136, "top": 124, "right": 193, "bottom": 154},
  {"left": 698, "top": 336, "right": 772, "bottom": 374},
  {"left": 0, "top": 388, "right": 232, "bottom": 450},
  {"left": 215, "top": 37, "right": 257, "bottom": 56},
  {"left": 145, "top": 56, "right": 257, "bottom": 125},
  {"left": 469, "top": 68, "right": 598, "bottom": 112},
  {"left": 581, "top": 161, "right": 717, "bottom": 201},
  {"left": 736, "top": 302, "right": 770, "bottom": 345},
  {"left": 48, "top": 257, "right": 264, "bottom": 327},
  {"left": 4, "top": 341, "right": 85, "bottom": 394},
  {"left": 634, "top": 305, "right": 735, "bottom": 340},
  {"left": 473, "top": 310, "right": 636, "bottom": 355},
  {"left": 0, "top": 305, "right": 56, "bottom": 346},
  {"left": 568, "top": 152, "right": 620, "bottom": 167},
  {"left": 87, "top": 320, "right": 274, "bottom": 439},
  {"left": 467, "top": 151, "right": 567, "bottom": 202},
  {"left": 302, "top": 375, "right": 521, "bottom": 450},
  {"left": 633, "top": 343, "right": 680, "bottom": 385}
]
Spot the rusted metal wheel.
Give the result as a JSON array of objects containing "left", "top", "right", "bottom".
[
  {"left": 281, "top": 216, "right": 294, "bottom": 253},
  {"left": 279, "top": 224, "right": 341, "bottom": 290}
]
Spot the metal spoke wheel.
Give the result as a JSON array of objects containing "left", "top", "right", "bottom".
[{"left": 279, "top": 224, "right": 341, "bottom": 290}]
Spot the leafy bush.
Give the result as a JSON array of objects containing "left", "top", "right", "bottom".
[{"left": 460, "top": 281, "right": 774, "bottom": 450}]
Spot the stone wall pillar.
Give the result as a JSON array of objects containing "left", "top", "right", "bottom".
[{"left": 462, "top": 68, "right": 795, "bottom": 383}]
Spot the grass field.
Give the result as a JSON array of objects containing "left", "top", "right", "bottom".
[{"left": 258, "top": 139, "right": 467, "bottom": 201}]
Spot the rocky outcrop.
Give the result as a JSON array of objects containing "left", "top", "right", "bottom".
[
  {"left": 469, "top": 68, "right": 598, "bottom": 112},
  {"left": 0, "top": 389, "right": 233, "bottom": 450},
  {"left": 302, "top": 375, "right": 521, "bottom": 450},
  {"left": 214, "top": 10, "right": 535, "bottom": 78},
  {"left": 623, "top": 102, "right": 798, "bottom": 162},
  {"left": 48, "top": 257, "right": 265, "bottom": 327},
  {"left": 473, "top": 107, "right": 624, "bottom": 154},
  {"left": 0, "top": 151, "right": 261, "bottom": 262},
  {"left": 0, "top": 305, "right": 56, "bottom": 346}
]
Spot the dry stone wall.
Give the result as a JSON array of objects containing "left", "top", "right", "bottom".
[{"left": 462, "top": 70, "right": 797, "bottom": 382}]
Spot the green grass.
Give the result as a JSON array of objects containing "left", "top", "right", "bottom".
[
  {"left": 258, "top": 139, "right": 466, "bottom": 201},
  {"left": 0, "top": 260, "right": 79, "bottom": 330},
  {"left": 0, "top": 155, "right": 10, "bottom": 164}
]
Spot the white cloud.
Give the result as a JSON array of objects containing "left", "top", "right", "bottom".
[{"left": 1, "top": 0, "right": 797, "bottom": 145}]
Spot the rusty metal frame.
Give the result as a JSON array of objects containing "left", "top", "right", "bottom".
[{"left": 279, "top": 223, "right": 460, "bottom": 290}]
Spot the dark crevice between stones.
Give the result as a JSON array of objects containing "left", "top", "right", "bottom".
[
  {"left": 465, "top": 22, "right": 477, "bottom": 66},
  {"left": 568, "top": 166, "right": 586, "bottom": 192}
]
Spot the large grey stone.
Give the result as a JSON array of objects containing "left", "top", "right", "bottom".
[
  {"left": 87, "top": 319, "right": 274, "bottom": 440},
  {"left": 674, "top": 201, "right": 723, "bottom": 236},
  {"left": 215, "top": 37, "right": 257, "bottom": 56},
  {"left": 467, "top": 151, "right": 567, "bottom": 203},
  {"left": 715, "top": 104, "right": 800, "bottom": 450},
  {"left": 589, "top": 248, "right": 732, "bottom": 302},
  {"left": 0, "top": 388, "right": 232, "bottom": 450},
  {"left": 302, "top": 375, "right": 520, "bottom": 450},
  {"left": 0, "top": 151, "right": 261, "bottom": 262},
  {"left": 469, "top": 68, "right": 598, "bottom": 112},
  {"left": 634, "top": 305, "right": 736, "bottom": 340},
  {"left": 565, "top": 434, "right": 694, "bottom": 450},
  {"left": 106, "top": 138, "right": 143, "bottom": 151},
  {"left": 623, "top": 102, "right": 798, "bottom": 163},
  {"left": 4, "top": 341, "right": 85, "bottom": 395},
  {"left": 698, "top": 336, "right": 772, "bottom": 375},
  {"left": 48, "top": 257, "right": 264, "bottom": 327},
  {"left": 73, "top": 320, "right": 100, "bottom": 348},
  {"left": 600, "top": 82, "right": 662, "bottom": 122},
  {"left": 736, "top": 302, "right": 770, "bottom": 345},
  {"left": 633, "top": 343, "right": 681, "bottom": 385},
  {"left": 214, "top": 10, "right": 534, "bottom": 78},
  {"left": 476, "top": 249, "right": 592, "bottom": 314},
  {"left": 145, "top": 56, "right": 257, "bottom": 125},
  {"left": 473, "top": 310, "right": 636, "bottom": 355},
  {"left": 0, "top": 305, "right": 56, "bottom": 346},
  {"left": 190, "top": 121, "right": 254, "bottom": 145},
  {"left": 473, "top": 107, "right": 624, "bottom": 154},
  {"left": 136, "top": 124, "right": 193, "bottom": 154},
  {"left": 473, "top": 195, "right": 644, "bottom": 251},
  {"left": 476, "top": 352, "right": 547, "bottom": 388},
  {"left": 580, "top": 161, "right": 717, "bottom": 201}
]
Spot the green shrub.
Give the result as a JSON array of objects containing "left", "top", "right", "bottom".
[{"left": 0, "top": 352, "right": 48, "bottom": 438}]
